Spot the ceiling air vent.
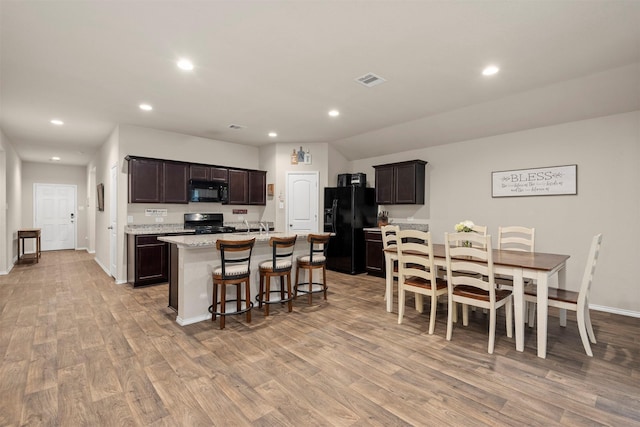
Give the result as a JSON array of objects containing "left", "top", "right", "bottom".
[
  {"left": 355, "top": 72, "right": 386, "bottom": 88},
  {"left": 228, "top": 124, "right": 246, "bottom": 130}
]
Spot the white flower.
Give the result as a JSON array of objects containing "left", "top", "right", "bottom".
[{"left": 455, "top": 220, "right": 475, "bottom": 233}]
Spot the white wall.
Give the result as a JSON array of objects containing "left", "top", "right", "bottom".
[
  {"left": 0, "top": 131, "right": 22, "bottom": 274},
  {"left": 352, "top": 111, "right": 640, "bottom": 314},
  {"left": 21, "top": 162, "right": 89, "bottom": 252}
]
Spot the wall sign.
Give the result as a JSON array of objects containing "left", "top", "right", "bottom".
[{"left": 491, "top": 164, "right": 577, "bottom": 198}]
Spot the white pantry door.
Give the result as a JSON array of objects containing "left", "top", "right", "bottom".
[
  {"left": 34, "top": 184, "right": 76, "bottom": 251},
  {"left": 286, "top": 171, "right": 319, "bottom": 234}
]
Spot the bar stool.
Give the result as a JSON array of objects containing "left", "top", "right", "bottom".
[
  {"left": 210, "top": 238, "right": 255, "bottom": 329},
  {"left": 294, "top": 233, "right": 331, "bottom": 305},
  {"left": 256, "top": 235, "right": 297, "bottom": 316}
]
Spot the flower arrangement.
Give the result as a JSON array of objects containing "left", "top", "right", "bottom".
[{"left": 454, "top": 220, "right": 475, "bottom": 233}]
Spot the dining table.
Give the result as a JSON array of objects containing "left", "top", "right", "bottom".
[{"left": 385, "top": 244, "right": 570, "bottom": 359}]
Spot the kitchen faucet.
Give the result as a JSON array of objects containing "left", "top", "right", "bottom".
[
  {"left": 244, "top": 219, "right": 250, "bottom": 233},
  {"left": 259, "top": 221, "right": 268, "bottom": 236}
]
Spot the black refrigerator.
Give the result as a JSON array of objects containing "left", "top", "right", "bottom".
[{"left": 324, "top": 187, "right": 377, "bottom": 274}]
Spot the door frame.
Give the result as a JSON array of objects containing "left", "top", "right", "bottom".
[{"left": 285, "top": 171, "right": 319, "bottom": 234}]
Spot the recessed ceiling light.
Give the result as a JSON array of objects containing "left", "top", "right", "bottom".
[
  {"left": 50, "top": 119, "right": 64, "bottom": 125},
  {"left": 177, "top": 58, "right": 194, "bottom": 71},
  {"left": 482, "top": 65, "right": 500, "bottom": 76},
  {"left": 268, "top": 132, "right": 277, "bottom": 138},
  {"left": 139, "top": 104, "right": 153, "bottom": 111},
  {"left": 51, "top": 156, "right": 61, "bottom": 161},
  {"left": 328, "top": 110, "right": 340, "bottom": 117}
]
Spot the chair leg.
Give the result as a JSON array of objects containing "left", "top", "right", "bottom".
[
  {"left": 488, "top": 307, "right": 496, "bottom": 354},
  {"left": 322, "top": 266, "right": 327, "bottom": 300},
  {"left": 577, "top": 304, "right": 593, "bottom": 356},
  {"left": 428, "top": 294, "right": 437, "bottom": 335},
  {"left": 220, "top": 284, "right": 226, "bottom": 330},
  {"left": 212, "top": 282, "right": 218, "bottom": 322},
  {"left": 528, "top": 302, "right": 536, "bottom": 327},
  {"left": 294, "top": 267, "right": 300, "bottom": 300},
  {"left": 397, "top": 285, "right": 405, "bottom": 325},
  {"left": 462, "top": 304, "right": 469, "bottom": 326},
  {"left": 258, "top": 274, "right": 264, "bottom": 309},
  {"left": 584, "top": 302, "right": 597, "bottom": 344},
  {"left": 415, "top": 294, "right": 424, "bottom": 313},
  {"left": 446, "top": 297, "right": 454, "bottom": 341},
  {"left": 280, "top": 276, "right": 285, "bottom": 302},
  {"left": 505, "top": 298, "right": 513, "bottom": 338},
  {"left": 307, "top": 267, "right": 313, "bottom": 305}
]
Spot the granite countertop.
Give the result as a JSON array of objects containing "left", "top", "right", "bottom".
[
  {"left": 364, "top": 222, "right": 429, "bottom": 232},
  {"left": 125, "top": 224, "right": 195, "bottom": 235},
  {"left": 158, "top": 231, "right": 306, "bottom": 248}
]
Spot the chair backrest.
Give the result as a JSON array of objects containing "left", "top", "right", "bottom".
[
  {"left": 498, "top": 226, "right": 535, "bottom": 252},
  {"left": 215, "top": 238, "right": 256, "bottom": 278},
  {"left": 268, "top": 235, "right": 297, "bottom": 272},
  {"left": 381, "top": 224, "right": 400, "bottom": 251},
  {"left": 445, "top": 232, "right": 496, "bottom": 299},
  {"left": 577, "top": 233, "right": 603, "bottom": 308},
  {"left": 307, "top": 233, "right": 331, "bottom": 263},
  {"left": 396, "top": 229, "right": 437, "bottom": 286}
]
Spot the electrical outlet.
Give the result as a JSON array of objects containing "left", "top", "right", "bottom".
[
  {"left": 155, "top": 217, "right": 164, "bottom": 223},
  {"left": 127, "top": 216, "right": 133, "bottom": 223}
]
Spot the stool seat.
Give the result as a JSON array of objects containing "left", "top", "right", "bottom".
[
  {"left": 210, "top": 238, "right": 255, "bottom": 329},
  {"left": 294, "top": 234, "right": 331, "bottom": 305},
  {"left": 257, "top": 236, "right": 297, "bottom": 316}
]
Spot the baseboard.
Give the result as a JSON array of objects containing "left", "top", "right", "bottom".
[
  {"left": 94, "top": 257, "right": 111, "bottom": 277},
  {"left": 591, "top": 304, "right": 640, "bottom": 318},
  {"left": 76, "top": 247, "right": 88, "bottom": 252},
  {"left": 87, "top": 250, "right": 95, "bottom": 254}
]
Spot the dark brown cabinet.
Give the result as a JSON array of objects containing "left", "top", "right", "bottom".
[
  {"left": 129, "top": 158, "right": 163, "bottom": 203},
  {"left": 228, "top": 169, "right": 266, "bottom": 205},
  {"left": 365, "top": 230, "right": 385, "bottom": 277},
  {"left": 163, "top": 161, "right": 189, "bottom": 203},
  {"left": 128, "top": 157, "right": 188, "bottom": 204},
  {"left": 374, "top": 160, "right": 427, "bottom": 205},
  {"left": 190, "top": 164, "right": 228, "bottom": 182},
  {"left": 127, "top": 234, "right": 168, "bottom": 287}
]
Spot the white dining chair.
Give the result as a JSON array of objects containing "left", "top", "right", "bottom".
[
  {"left": 525, "top": 233, "right": 602, "bottom": 357},
  {"left": 496, "top": 226, "right": 535, "bottom": 289},
  {"left": 445, "top": 231, "right": 513, "bottom": 354},
  {"left": 381, "top": 224, "right": 400, "bottom": 304},
  {"left": 397, "top": 230, "right": 447, "bottom": 334}
]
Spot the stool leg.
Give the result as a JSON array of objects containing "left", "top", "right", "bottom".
[
  {"left": 237, "top": 283, "right": 242, "bottom": 315},
  {"left": 322, "top": 265, "right": 327, "bottom": 300},
  {"left": 258, "top": 273, "right": 264, "bottom": 309},
  {"left": 220, "top": 284, "right": 226, "bottom": 329},
  {"left": 212, "top": 282, "right": 218, "bottom": 322},
  {"left": 280, "top": 276, "right": 285, "bottom": 302},
  {"left": 294, "top": 266, "right": 300, "bottom": 300},
  {"left": 286, "top": 272, "right": 293, "bottom": 312},
  {"left": 245, "top": 279, "right": 252, "bottom": 323},
  {"left": 307, "top": 267, "right": 312, "bottom": 305},
  {"left": 265, "top": 275, "right": 271, "bottom": 317}
]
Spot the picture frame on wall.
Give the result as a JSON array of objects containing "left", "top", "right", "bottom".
[{"left": 491, "top": 164, "right": 577, "bottom": 198}]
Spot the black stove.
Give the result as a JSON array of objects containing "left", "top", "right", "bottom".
[{"left": 184, "top": 213, "right": 236, "bottom": 234}]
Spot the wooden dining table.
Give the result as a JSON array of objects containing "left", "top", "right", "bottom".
[{"left": 385, "top": 244, "right": 570, "bottom": 359}]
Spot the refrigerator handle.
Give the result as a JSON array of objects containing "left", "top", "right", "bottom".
[{"left": 331, "top": 199, "right": 338, "bottom": 233}]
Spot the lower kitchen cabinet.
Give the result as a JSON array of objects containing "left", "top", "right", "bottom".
[
  {"left": 127, "top": 234, "right": 168, "bottom": 287},
  {"left": 365, "top": 230, "right": 385, "bottom": 277}
]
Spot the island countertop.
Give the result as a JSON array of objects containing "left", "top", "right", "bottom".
[{"left": 158, "top": 231, "right": 308, "bottom": 248}]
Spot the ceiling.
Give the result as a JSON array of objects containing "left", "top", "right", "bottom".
[{"left": 1, "top": 1, "right": 639, "bottom": 166}]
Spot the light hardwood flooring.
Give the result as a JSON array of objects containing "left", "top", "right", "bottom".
[{"left": 1, "top": 250, "right": 639, "bottom": 426}]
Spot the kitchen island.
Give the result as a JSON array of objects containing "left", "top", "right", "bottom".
[{"left": 158, "top": 232, "right": 314, "bottom": 326}]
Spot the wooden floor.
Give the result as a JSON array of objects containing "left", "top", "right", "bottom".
[{"left": 1, "top": 251, "right": 639, "bottom": 426}]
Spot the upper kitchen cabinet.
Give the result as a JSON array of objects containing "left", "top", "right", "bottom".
[
  {"left": 373, "top": 160, "right": 427, "bottom": 204},
  {"left": 189, "top": 164, "right": 228, "bottom": 182},
  {"left": 227, "top": 169, "right": 267, "bottom": 205},
  {"left": 127, "top": 156, "right": 189, "bottom": 204}
]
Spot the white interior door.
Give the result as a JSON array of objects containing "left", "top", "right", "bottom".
[
  {"left": 110, "top": 164, "right": 118, "bottom": 277},
  {"left": 286, "top": 172, "right": 319, "bottom": 233},
  {"left": 34, "top": 184, "right": 76, "bottom": 251}
]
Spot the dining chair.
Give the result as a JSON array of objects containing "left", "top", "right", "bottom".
[
  {"left": 445, "top": 232, "right": 513, "bottom": 354},
  {"left": 396, "top": 230, "right": 447, "bottom": 334},
  {"left": 294, "top": 233, "right": 331, "bottom": 305},
  {"left": 525, "top": 233, "right": 602, "bottom": 356},
  {"left": 381, "top": 224, "right": 400, "bottom": 303},
  {"left": 496, "top": 226, "right": 535, "bottom": 289}
]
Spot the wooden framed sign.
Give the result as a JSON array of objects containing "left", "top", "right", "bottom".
[{"left": 491, "top": 164, "right": 577, "bottom": 198}]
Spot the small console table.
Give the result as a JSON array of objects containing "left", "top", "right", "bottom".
[{"left": 18, "top": 228, "right": 41, "bottom": 264}]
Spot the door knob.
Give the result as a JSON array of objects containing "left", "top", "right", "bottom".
[{"left": 108, "top": 226, "right": 113, "bottom": 230}]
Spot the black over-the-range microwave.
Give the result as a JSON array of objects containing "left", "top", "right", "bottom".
[{"left": 188, "top": 180, "right": 229, "bottom": 203}]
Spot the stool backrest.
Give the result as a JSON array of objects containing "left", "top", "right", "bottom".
[
  {"left": 307, "top": 233, "right": 331, "bottom": 263},
  {"left": 215, "top": 238, "right": 256, "bottom": 278},
  {"left": 269, "top": 235, "right": 297, "bottom": 272}
]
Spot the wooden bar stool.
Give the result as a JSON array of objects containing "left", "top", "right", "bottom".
[
  {"left": 294, "top": 234, "right": 331, "bottom": 305},
  {"left": 256, "top": 235, "right": 297, "bottom": 316},
  {"left": 210, "top": 238, "right": 255, "bottom": 329}
]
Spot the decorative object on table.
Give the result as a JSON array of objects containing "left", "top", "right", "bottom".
[
  {"left": 377, "top": 211, "right": 389, "bottom": 226},
  {"left": 290, "top": 149, "right": 298, "bottom": 165},
  {"left": 454, "top": 220, "right": 475, "bottom": 246},
  {"left": 491, "top": 164, "right": 577, "bottom": 198}
]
